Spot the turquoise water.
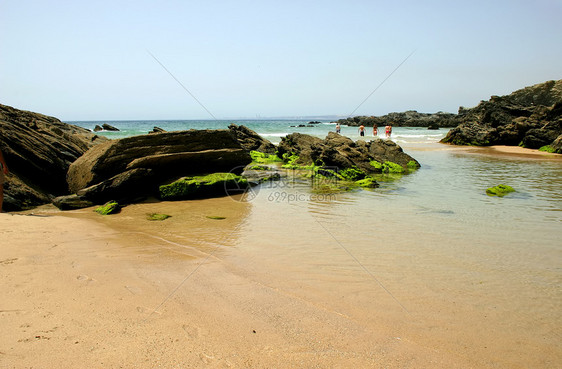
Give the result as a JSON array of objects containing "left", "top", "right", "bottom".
[{"left": 68, "top": 119, "right": 445, "bottom": 145}]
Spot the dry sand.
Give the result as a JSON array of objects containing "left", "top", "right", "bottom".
[{"left": 0, "top": 205, "right": 472, "bottom": 369}]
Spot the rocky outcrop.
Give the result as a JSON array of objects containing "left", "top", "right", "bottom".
[
  {"left": 0, "top": 103, "right": 107, "bottom": 211},
  {"left": 551, "top": 134, "right": 562, "bottom": 153},
  {"left": 277, "top": 132, "right": 419, "bottom": 174},
  {"left": 228, "top": 124, "right": 276, "bottom": 154},
  {"left": 337, "top": 111, "right": 458, "bottom": 128},
  {"left": 59, "top": 129, "right": 252, "bottom": 208},
  {"left": 441, "top": 80, "right": 562, "bottom": 149}
]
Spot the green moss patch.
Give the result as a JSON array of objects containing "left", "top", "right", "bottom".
[
  {"left": 250, "top": 151, "right": 282, "bottom": 164},
  {"left": 486, "top": 184, "right": 515, "bottom": 197},
  {"left": 94, "top": 201, "right": 120, "bottom": 215},
  {"left": 247, "top": 164, "right": 270, "bottom": 171},
  {"left": 206, "top": 215, "right": 226, "bottom": 220},
  {"left": 407, "top": 160, "right": 420, "bottom": 170},
  {"left": 339, "top": 166, "right": 366, "bottom": 181},
  {"left": 538, "top": 145, "right": 555, "bottom": 153},
  {"left": 147, "top": 213, "right": 171, "bottom": 221},
  {"left": 354, "top": 177, "right": 378, "bottom": 188},
  {"left": 159, "top": 173, "right": 248, "bottom": 200}
]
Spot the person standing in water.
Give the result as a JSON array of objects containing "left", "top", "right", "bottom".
[
  {"left": 0, "top": 149, "right": 9, "bottom": 212},
  {"left": 358, "top": 124, "right": 365, "bottom": 137},
  {"left": 373, "top": 124, "right": 378, "bottom": 136},
  {"left": 335, "top": 122, "right": 341, "bottom": 134},
  {"left": 385, "top": 124, "right": 392, "bottom": 138}
]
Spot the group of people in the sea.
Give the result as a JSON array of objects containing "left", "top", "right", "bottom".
[{"left": 335, "top": 122, "right": 392, "bottom": 138}]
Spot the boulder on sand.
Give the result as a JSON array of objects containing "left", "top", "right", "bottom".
[
  {"left": 62, "top": 129, "right": 252, "bottom": 208},
  {"left": 0, "top": 103, "right": 107, "bottom": 211}
]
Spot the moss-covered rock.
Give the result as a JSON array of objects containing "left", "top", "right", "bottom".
[
  {"left": 247, "top": 164, "right": 270, "bottom": 171},
  {"left": 354, "top": 177, "right": 379, "bottom": 188},
  {"left": 250, "top": 150, "right": 282, "bottom": 164},
  {"left": 486, "top": 184, "right": 515, "bottom": 197},
  {"left": 94, "top": 201, "right": 120, "bottom": 215},
  {"left": 407, "top": 160, "right": 420, "bottom": 170},
  {"left": 147, "top": 213, "right": 171, "bottom": 221},
  {"left": 538, "top": 145, "right": 555, "bottom": 153},
  {"left": 206, "top": 215, "right": 226, "bottom": 220},
  {"left": 339, "top": 166, "right": 366, "bottom": 181},
  {"left": 159, "top": 173, "right": 249, "bottom": 200}
]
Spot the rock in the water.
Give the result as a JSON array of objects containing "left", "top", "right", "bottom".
[
  {"left": 442, "top": 80, "right": 562, "bottom": 150},
  {"left": 149, "top": 126, "right": 166, "bottom": 134},
  {"left": 277, "top": 132, "right": 419, "bottom": 174},
  {"left": 228, "top": 124, "right": 276, "bottom": 154},
  {"left": 65, "top": 129, "right": 252, "bottom": 207},
  {"left": 0, "top": 104, "right": 108, "bottom": 211},
  {"left": 94, "top": 125, "right": 103, "bottom": 132},
  {"left": 101, "top": 123, "right": 119, "bottom": 131},
  {"left": 159, "top": 173, "right": 249, "bottom": 200},
  {"left": 486, "top": 184, "right": 515, "bottom": 197}
]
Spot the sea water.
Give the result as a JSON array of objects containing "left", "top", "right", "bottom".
[{"left": 69, "top": 119, "right": 562, "bottom": 366}]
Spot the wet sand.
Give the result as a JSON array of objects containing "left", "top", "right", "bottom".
[{"left": 1, "top": 205, "right": 467, "bottom": 368}]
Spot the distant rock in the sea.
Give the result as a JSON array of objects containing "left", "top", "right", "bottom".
[
  {"left": 102, "top": 123, "right": 119, "bottom": 131},
  {"left": 0, "top": 104, "right": 107, "bottom": 211},
  {"left": 337, "top": 111, "right": 458, "bottom": 128},
  {"left": 93, "top": 123, "right": 119, "bottom": 132},
  {"left": 441, "top": 79, "right": 562, "bottom": 151},
  {"left": 149, "top": 126, "right": 166, "bottom": 134}
]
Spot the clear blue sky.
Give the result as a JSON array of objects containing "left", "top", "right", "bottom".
[{"left": 1, "top": 0, "right": 561, "bottom": 120}]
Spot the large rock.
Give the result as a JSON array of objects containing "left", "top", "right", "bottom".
[
  {"left": 0, "top": 103, "right": 107, "bottom": 211},
  {"left": 442, "top": 80, "right": 562, "bottom": 149},
  {"left": 64, "top": 129, "right": 252, "bottom": 207},
  {"left": 228, "top": 124, "right": 276, "bottom": 153},
  {"left": 277, "top": 132, "right": 419, "bottom": 174}
]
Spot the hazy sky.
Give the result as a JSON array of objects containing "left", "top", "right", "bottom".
[{"left": 1, "top": 0, "right": 561, "bottom": 120}]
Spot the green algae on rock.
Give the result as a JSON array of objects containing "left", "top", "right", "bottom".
[
  {"left": 147, "top": 213, "right": 171, "bottom": 221},
  {"left": 249, "top": 151, "right": 282, "bottom": 164},
  {"left": 538, "top": 145, "right": 555, "bottom": 153},
  {"left": 159, "top": 173, "right": 249, "bottom": 200},
  {"left": 486, "top": 184, "right": 515, "bottom": 197},
  {"left": 94, "top": 201, "right": 120, "bottom": 215},
  {"left": 370, "top": 160, "right": 408, "bottom": 173}
]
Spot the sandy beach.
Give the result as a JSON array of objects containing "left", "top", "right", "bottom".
[{"left": 1, "top": 206, "right": 465, "bottom": 369}]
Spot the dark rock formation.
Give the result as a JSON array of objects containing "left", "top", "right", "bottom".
[
  {"left": 94, "top": 125, "right": 103, "bottom": 132},
  {"left": 149, "top": 126, "right": 166, "bottom": 134},
  {"left": 337, "top": 111, "right": 458, "bottom": 128},
  {"left": 551, "top": 134, "right": 562, "bottom": 153},
  {"left": 61, "top": 129, "right": 252, "bottom": 208},
  {"left": 277, "top": 132, "right": 419, "bottom": 174},
  {"left": 102, "top": 123, "right": 119, "bottom": 131},
  {"left": 442, "top": 80, "right": 562, "bottom": 149},
  {"left": 0, "top": 104, "right": 107, "bottom": 211},
  {"left": 228, "top": 124, "right": 276, "bottom": 154}
]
